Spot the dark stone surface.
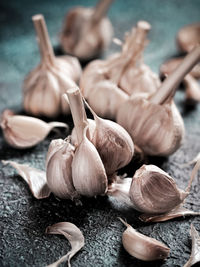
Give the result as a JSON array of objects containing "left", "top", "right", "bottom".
[{"left": 0, "top": 0, "right": 200, "bottom": 266}]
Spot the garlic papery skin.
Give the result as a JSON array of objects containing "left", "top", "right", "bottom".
[
  {"left": 0, "top": 109, "right": 68, "bottom": 149},
  {"left": 119, "top": 218, "right": 170, "bottom": 261},
  {"left": 23, "top": 14, "right": 81, "bottom": 118},
  {"left": 60, "top": 0, "right": 114, "bottom": 61},
  {"left": 85, "top": 100, "right": 134, "bottom": 177},
  {"left": 129, "top": 165, "right": 188, "bottom": 214},
  {"left": 46, "top": 138, "right": 79, "bottom": 200},
  {"left": 72, "top": 126, "right": 108, "bottom": 197}
]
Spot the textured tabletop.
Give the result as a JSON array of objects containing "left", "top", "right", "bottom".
[{"left": 0, "top": 0, "right": 200, "bottom": 266}]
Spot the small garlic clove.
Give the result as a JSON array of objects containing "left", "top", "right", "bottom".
[
  {"left": 183, "top": 224, "right": 200, "bottom": 267},
  {"left": 119, "top": 218, "right": 170, "bottom": 261},
  {"left": 139, "top": 206, "right": 200, "bottom": 223},
  {"left": 129, "top": 164, "right": 187, "bottom": 214},
  {"left": 2, "top": 160, "right": 51, "bottom": 199},
  {"left": 184, "top": 74, "right": 200, "bottom": 105},
  {"left": 85, "top": 100, "right": 134, "bottom": 177},
  {"left": 46, "top": 138, "right": 79, "bottom": 200},
  {"left": 72, "top": 126, "right": 108, "bottom": 197},
  {"left": 0, "top": 109, "right": 68, "bottom": 149},
  {"left": 46, "top": 222, "right": 85, "bottom": 267}
]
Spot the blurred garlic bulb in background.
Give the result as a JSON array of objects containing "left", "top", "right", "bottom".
[
  {"left": 23, "top": 14, "right": 81, "bottom": 118},
  {"left": 60, "top": 0, "right": 114, "bottom": 61},
  {"left": 80, "top": 21, "right": 160, "bottom": 119},
  {"left": 117, "top": 47, "right": 200, "bottom": 156},
  {"left": 0, "top": 109, "right": 68, "bottom": 149}
]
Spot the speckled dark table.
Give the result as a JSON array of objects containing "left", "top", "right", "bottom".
[{"left": 0, "top": 0, "right": 200, "bottom": 266}]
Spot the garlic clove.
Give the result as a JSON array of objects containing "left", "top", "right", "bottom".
[
  {"left": 46, "top": 222, "right": 85, "bottom": 267},
  {"left": 46, "top": 138, "right": 79, "bottom": 200},
  {"left": 23, "top": 14, "right": 81, "bottom": 118},
  {"left": 184, "top": 74, "right": 200, "bottom": 105},
  {"left": 72, "top": 126, "right": 108, "bottom": 197},
  {"left": 177, "top": 22, "right": 200, "bottom": 53},
  {"left": 84, "top": 100, "right": 134, "bottom": 177},
  {"left": 0, "top": 109, "right": 68, "bottom": 149},
  {"left": 119, "top": 218, "right": 170, "bottom": 261},
  {"left": 60, "top": 0, "right": 114, "bottom": 60},
  {"left": 129, "top": 164, "right": 187, "bottom": 214},
  {"left": 2, "top": 160, "right": 51, "bottom": 199},
  {"left": 139, "top": 206, "right": 200, "bottom": 223},
  {"left": 183, "top": 224, "right": 200, "bottom": 267}
]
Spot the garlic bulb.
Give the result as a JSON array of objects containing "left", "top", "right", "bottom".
[
  {"left": 80, "top": 21, "right": 160, "bottom": 119},
  {"left": 23, "top": 14, "right": 81, "bottom": 118},
  {"left": 177, "top": 22, "right": 200, "bottom": 53},
  {"left": 119, "top": 218, "right": 170, "bottom": 261},
  {"left": 46, "top": 138, "right": 79, "bottom": 200},
  {"left": 0, "top": 109, "right": 68, "bottom": 149},
  {"left": 117, "top": 46, "right": 200, "bottom": 156},
  {"left": 60, "top": 0, "right": 114, "bottom": 60},
  {"left": 84, "top": 100, "right": 134, "bottom": 177},
  {"left": 184, "top": 74, "right": 200, "bottom": 105}
]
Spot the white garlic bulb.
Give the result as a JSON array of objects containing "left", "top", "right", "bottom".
[
  {"left": 46, "top": 138, "right": 79, "bottom": 200},
  {"left": 0, "top": 109, "right": 68, "bottom": 149},
  {"left": 23, "top": 14, "right": 81, "bottom": 118},
  {"left": 119, "top": 218, "right": 170, "bottom": 261},
  {"left": 60, "top": 0, "right": 114, "bottom": 60},
  {"left": 117, "top": 46, "right": 200, "bottom": 156}
]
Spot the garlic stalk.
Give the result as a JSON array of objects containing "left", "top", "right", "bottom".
[
  {"left": 23, "top": 14, "right": 81, "bottom": 118},
  {"left": 119, "top": 218, "right": 170, "bottom": 261},
  {"left": 46, "top": 222, "right": 85, "bottom": 267},
  {"left": 60, "top": 0, "right": 114, "bottom": 60},
  {"left": 2, "top": 160, "right": 51, "bottom": 199},
  {"left": 117, "top": 47, "right": 200, "bottom": 156},
  {"left": 46, "top": 138, "right": 79, "bottom": 200},
  {"left": 0, "top": 109, "right": 68, "bottom": 149},
  {"left": 183, "top": 224, "right": 200, "bottom": 267}
]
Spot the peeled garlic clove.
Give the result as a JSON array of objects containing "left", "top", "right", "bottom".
[
  {"left": 23, "top": 14, "right": 81, "bottom": 118},
  {"left": 0, "top": 109, "right": 68, "bottom": 149},
  {"left": 72, "top": 126, "right": 108, "bottom": 197},
  {"left": 46, "top": 222, "right": 85, "bottom": 267},
  {"left": 85, "top": 101, "right": 134, "bottom": 177},
  {"left": 60, "top": 0, "right": 113, "bottom": 60},
  {"left": 184, "top": 224, "right": 200, "bottom": 267},
  {"left": 119, "top": 218, "right": 170, "bottom": 261},
  {"left": 2, "top": 160, "right": 51, "bottom": 199},
  {"left": 46, "top": 139, "right": 79, "bottom": 200},
  {"left": 184, "top": 74, "right": 200, "bottom": 105},
  {"left": 129, "top": 164, "right": 187, "bottom": 214},
  {"left": 177, "top": 22, "right": 200, "bottom": 53}
]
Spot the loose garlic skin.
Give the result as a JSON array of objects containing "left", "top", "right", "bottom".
[
  {"left": 46, "top": 139, "right": 79, "bottom": 200},
  {"left": 120, "top": 219, "right": 170, "bottom": 261},
  {"left": 117, "top": 96, "right": 184, "bottom": 156},
  {"left": 60, "top": 6, "right": 113, "bottom": 61},
  {"left": 129, "top": 165, "right": 188, "bottom": 214}
]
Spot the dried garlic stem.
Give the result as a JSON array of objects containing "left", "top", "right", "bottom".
[
  {"left": 185, "top": 158, "right": 200, "bottom": 193},
  {"left": 92, "top": 0, "right": 114, "bottom": 24},
  {"left": 151, "top": 46, "right": 200, "bottom": 104},
  {"left": 65, "top": 88, "right": 87, "bottom": 145},
  {"left": 32, "top": 14, "right": 55, "bottom": 63}
]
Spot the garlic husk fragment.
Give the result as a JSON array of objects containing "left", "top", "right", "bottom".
[
  {"left": 177, "top": 22, "right": 200, "bottom": 53},
  {"left": 23, "top": 14, "right": 81, "bottom": 118},
  {"left": 119, "top": 218, "right": 170, "bottom": 261},
  {"left": 2, "top": 160, "right": 51, "bottom": 199},
  {"left": 46, "top": 222, "right": 85, "bottom": 267},
  {"left": 85, "top": 100, "right": 134, "bottom": 177},
  {"left": 72, "top": 126, "right": 108, "bottom": 197},
  {"left": 60, "top": 0, "right": 113, "bottom": 60},
  {"left": 183, "top": 224, "right": 200, "bottom": 267},
  {"left": 184, "top": 74, "right": 200, "bottom": 105},
  {"left": 129, "top": 164, "right": 188, "bottom": 214},
  {"left": 0, "top": 109, "right": 68, "bottom": 149},
  {"left": 46, "top": 138, "right": 79, "bottom": 200}
]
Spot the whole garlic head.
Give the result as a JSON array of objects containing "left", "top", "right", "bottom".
[
  {"left": 129, "top": 165, "right": 188, "bottom": 214},
  {"left": 60, "top": 0, "right": 114, "bottom": 61},
  {"left": 23, "top": 14, "right": 81, "bottom": 118}
]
